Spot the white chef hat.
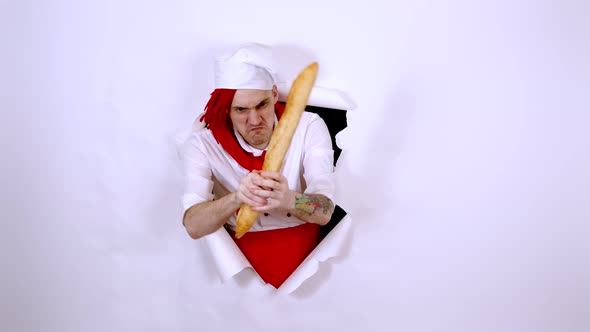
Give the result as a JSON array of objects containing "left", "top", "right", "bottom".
[{"left": 214, "top": 43, "right": 277, "bottom": 90}]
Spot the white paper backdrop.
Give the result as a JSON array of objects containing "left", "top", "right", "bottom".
[{"left": 2, "top": 0, "right": 589, "bottom": 331}]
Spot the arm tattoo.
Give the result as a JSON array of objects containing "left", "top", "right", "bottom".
[{"left": 294, "top": 194, "right": 334, "bottom": 216}]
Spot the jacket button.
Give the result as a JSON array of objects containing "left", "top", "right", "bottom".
[
  {"left": 286, "top": 213, "right": 291, "bottom": 217},
  {"left": 264, "top": 213, "right": 269, "bottom": 216}
]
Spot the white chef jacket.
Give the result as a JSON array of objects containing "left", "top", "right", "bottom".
[{"left": 181, "top": 111, "right": 335, "bottom": 231}]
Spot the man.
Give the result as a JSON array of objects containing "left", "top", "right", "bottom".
[{"left": 181, "top": 43, "right": 335, "bottom": 288}]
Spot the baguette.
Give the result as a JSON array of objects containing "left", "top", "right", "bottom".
[{"left": 234, "top": 62, "right": 318, "bottom": 238}]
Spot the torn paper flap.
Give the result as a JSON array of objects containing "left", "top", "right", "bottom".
[
  {"left": 277, "top": 84, "right": 355, "bottom": 111},
  {"left": 203, "top": 214, "right": 353, "bottom": 293},
  {"left": 204, "top": 227, "right": 252, "bottom": 281},
  {"left": 278, "top": 214, "right": 353, "bottom": 294}
]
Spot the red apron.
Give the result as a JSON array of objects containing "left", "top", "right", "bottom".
[{"left": 229, "top": 223, "right": 320, "bottom": 288}]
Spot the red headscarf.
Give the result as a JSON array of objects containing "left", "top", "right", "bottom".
[{"left": 200, "top": 88, "right": 284, "bottom": 171}]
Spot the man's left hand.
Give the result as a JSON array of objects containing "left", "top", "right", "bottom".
[{"left": 250, "top": 171, "right": 295, "bottom": 212}]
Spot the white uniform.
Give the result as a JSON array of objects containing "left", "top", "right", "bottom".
[{"left": 181, "top": 112, "right": 335, "bottom": 232}]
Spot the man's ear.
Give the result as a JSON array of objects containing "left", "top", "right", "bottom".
[{"left": 272, "top": 85, "right": 279, "bottom": 103}]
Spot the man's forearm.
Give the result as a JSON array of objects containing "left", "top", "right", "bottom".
[
  {"left": 183, "top": 192, "right": 240, "bottom": 239},
  {"left": 287, "top": 193, "right": 334, "bottom": 226}
]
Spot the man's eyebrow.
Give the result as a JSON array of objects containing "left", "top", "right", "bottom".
[
  {"left": 256, "top": 98, "right": 270, "bottom": 107},
  {"left": 232, "top": 97, "right": 270, "bottom": 110}
]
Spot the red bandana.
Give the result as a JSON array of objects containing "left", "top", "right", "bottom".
[{"left": 200, "top": 89, "right": 285, "bottom": 171}]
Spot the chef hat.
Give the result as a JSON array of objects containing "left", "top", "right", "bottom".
[{"left": 214, "top": 43, "right": 277, "bottom": 90}]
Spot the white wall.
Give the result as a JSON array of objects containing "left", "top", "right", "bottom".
[{"left": 2, "top": 0, "right": 589, "bottom": 331}]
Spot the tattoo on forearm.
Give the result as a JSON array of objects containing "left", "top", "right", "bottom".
[{"left": 294, "top": 194, "right": 334, "bottom": 216}]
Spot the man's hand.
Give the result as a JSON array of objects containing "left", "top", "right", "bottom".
[
  {"left": 240, "top": 170, "right": 333, "bottom": 226},
  {"left": 250, "top": 171, "right": 295, "bottom": 212},
  {"left": 236, "top": 171, "right": 269, "bottom": 207}
]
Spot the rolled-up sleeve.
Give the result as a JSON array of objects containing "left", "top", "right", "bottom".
[
  {"left": 302, "top": 114, "right": 336, "bottom": 200},
  {"left": 181, "top": 133, "right": 215, "bottom": 213}
]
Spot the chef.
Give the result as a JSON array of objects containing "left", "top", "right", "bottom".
[{"left": 181, "top": 43, "right": 335, "bottom": 288}]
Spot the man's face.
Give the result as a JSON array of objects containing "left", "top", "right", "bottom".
[{"left": 229, "top": 86, "right": 278, "bottom": 149}]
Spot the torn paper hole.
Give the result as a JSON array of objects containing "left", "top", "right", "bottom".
[{"left": 174, "top": 85, "right": 354, "bottom": 294}]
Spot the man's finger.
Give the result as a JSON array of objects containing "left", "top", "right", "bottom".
[
  {"left": 238, "top": 193, "right": 264, "bottom": 207},
  {"left": 258, "top": 171, "right": 281, "bottom": 180},
  {"left": 245, "top": 197, "right": 264, "bottom": 207},
  {"left": 252, "top": 205, "right": 269, "bottom": 212},
  {"left": 251, "top": 188, "right": 279, "bottom": 199},
  {"left": 250, "top": 171, "right": 265, "bottom": 181},
  {"left": 242, "top": 189, "right": 266, "bottom": 204},
  {"left": 254, "top": 178, "right": 278, "bottom": 190},
  {"left": 252, "top": 201, "right": 279, "bottom": 212}
]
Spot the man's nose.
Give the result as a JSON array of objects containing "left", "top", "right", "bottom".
[{"left": 247, "top": 109, "right": 262, "bottom": 125}]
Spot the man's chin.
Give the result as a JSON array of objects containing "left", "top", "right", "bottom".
[{"left": 246, "top": 136, "right": 270, "bottom": 149}]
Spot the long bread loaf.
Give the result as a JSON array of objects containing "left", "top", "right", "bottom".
[{"left": 234, "top": 62, "right": 318, "bottom": 239}]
